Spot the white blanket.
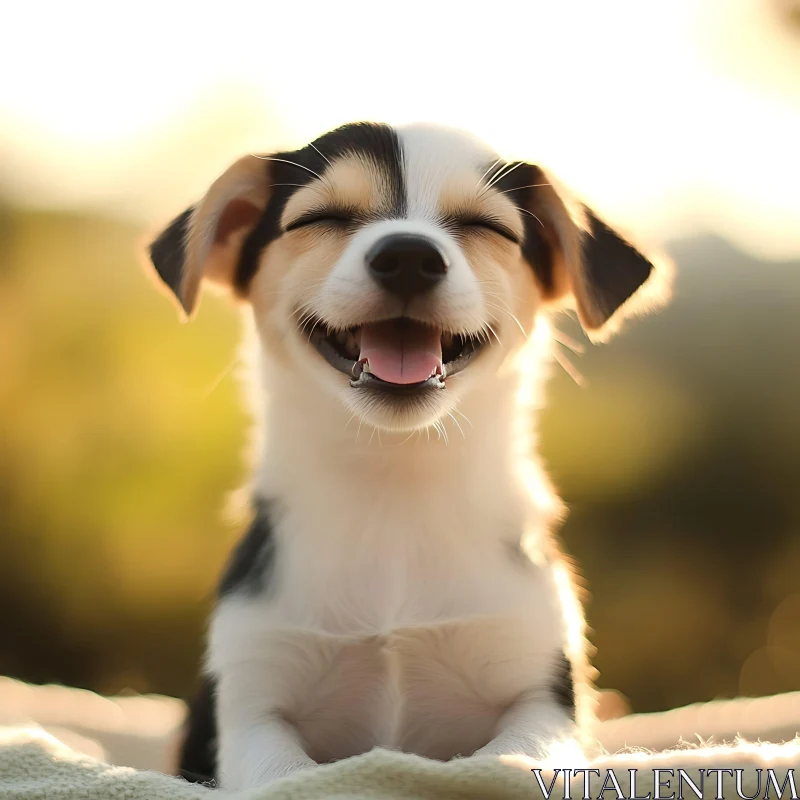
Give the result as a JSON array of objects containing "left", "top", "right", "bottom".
[{"left": 2, "top": 677, "right": 800, "bottom": 799}]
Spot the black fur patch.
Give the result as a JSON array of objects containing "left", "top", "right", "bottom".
[
  {"left": 179, "top": 677, "right": 217, "bottom": 786},
  {"left": 180, "top": 499, "right": 279, "bottom": 786},
  {"left": 550, "top": 652, "right": 576, "bottom": 718},
  {"left": 491, "top": 163, "right": 555, "bottom": 293},
  {"left": 149, "top": 207, "right": 194, "bottom": 302},
  {"left": 234, "top": 122, "right": 405, "bottom": 293},
  {"left": 492, "top": 163, "right": 653, "bottom": 323},
  {"left": 581, "top": 208, "right": 653, "bottom": 323},
  {"left": 218, "top": 500, "right": 277, "bottom": 598}
]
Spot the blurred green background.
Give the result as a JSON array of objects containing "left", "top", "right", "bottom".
[{"left": 1, "top": 0, "right": 798, "bottom": 715}]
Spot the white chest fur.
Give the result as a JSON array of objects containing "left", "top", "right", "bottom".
[
  {"left": 208, "top": 344, "right": 581, "bottom": 784},
  {"left": 209, "top": 493, "right": 568, "bottom": 762}
]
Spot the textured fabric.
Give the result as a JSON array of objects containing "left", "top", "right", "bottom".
[
  {"left": 3, "top": 677, "right": 800, "bottom": 799},
  {"left": 3, "top": 726, "right": 800, "bottom": 800},
  {"left": 5, "top": 676, "right": 800, "bottom": 770}
]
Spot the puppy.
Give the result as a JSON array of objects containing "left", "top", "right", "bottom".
[{"left": 148, "top": 122, "right": 666, "bottom": 790}]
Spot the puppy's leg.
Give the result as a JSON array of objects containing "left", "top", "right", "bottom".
[
  {"left": 472, "top": 696, "right": 577, "bottom": 761},
  {"left": 214, "top": 660, "right": 317, "bottom": 790},
  {"left": 218, "top": 717, "right": 316, "bottom": 789}
]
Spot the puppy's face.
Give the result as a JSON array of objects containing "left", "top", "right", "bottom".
[{"left": 150, "top": 123, "right": 661, "bottom": 431}]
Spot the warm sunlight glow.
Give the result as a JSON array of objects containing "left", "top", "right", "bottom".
[{"left": 2, "top": 0, "right": 799, "bottom": 257}]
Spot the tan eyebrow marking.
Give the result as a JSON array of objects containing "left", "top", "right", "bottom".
[
  {"left": 281, "top": 154, "right": 394, "bottom": 228},
  {"left": 438, "top": 171, "right": 526, "bottom": 240}
]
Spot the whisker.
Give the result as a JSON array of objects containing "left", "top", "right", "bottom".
[
  {"left": 201, "top": 355, "right": 241, "bottom": 400},
  {"left": 511, "top": 205, "right": 545, "bottom": 227},
  {"left": 298, "top": 312, "right": 323, "bottom": 344},
  {"left": 504, "top": 310, "right": 529, "bottom": 339},
  {"left": 292, "top": 314, "right": 313, "bottom": 332},
  {"left": 477, "top": 163, "right": 512, "bottom": 197},
  {"left": 295, "top": 310, "right": 313, "bottom": 327},
  {"left": 485, "top": 322, "right": 503, "bottom": 347},
  {"left": 253, "top": 155, "right": 325, "bottom": 182},
  {"left": 447, "top": 411, "right": 466, "bottom": 440},
  {"left": 291, "top": 304, "right": 318, "bottom": 322},
  {"left": 475, "top": 161, "right": 510, "bottom": 198},
  {"left": 475, "top": 158, "right": 503, "bottom": 190},
  {"left": 551, "top": 327, "right": 585, "bottom": 354},
  {"left": 496, "top": 183, "right": 551, "bottom": 195},
  {"left": 397, "top": 429, "right": 417, "bottom": 446},
  {"left": 308, "top": 317, "right": 324, "bottom": 339},
  {"left": 482, "top": 301, "right": 528, "bottom": 339},
  {"left": 452, "top": 407, "right": 473, "bottom": 428},
  {"left": 308, "top": 141, "right": 334, "bottom": 169},
  {"left": 483, "top": 161, "right": 526, "bottom": 195},
  {"left": 553, "top": 347, "right": 586, "bottom": 387}
]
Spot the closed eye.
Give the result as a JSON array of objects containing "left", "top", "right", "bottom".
[
  {"left": 454, "top": 217, "right": 521, "bottom": 245},
  {"left": 284, "top": 211, "right": 354, "bottom": 232}
]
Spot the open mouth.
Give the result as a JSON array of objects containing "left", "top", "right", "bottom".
[{"left": 305, "top": 317, "right": 487, "bottom": 391}]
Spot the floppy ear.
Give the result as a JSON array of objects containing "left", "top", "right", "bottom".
[
  {"left": 524, "top": 166, "right": 668, "bottom": 339},
  {"left": 149, "top": 155, "right": 269, "bottom": 317}
]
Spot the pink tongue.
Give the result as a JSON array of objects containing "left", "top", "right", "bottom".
[{"left": 359, "top": 320, "right": 443, "bottom": 385}]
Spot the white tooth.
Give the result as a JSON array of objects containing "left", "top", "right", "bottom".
[{"left": 361, "top": 360, "right": 372, "bottom": 374}]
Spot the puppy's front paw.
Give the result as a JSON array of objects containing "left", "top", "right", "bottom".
[
  {"left": 223, "top": 756, "right": 318, "bottom": 790},
  {"left": 260, "top": 758, "right": 317, "bottom": 785}
]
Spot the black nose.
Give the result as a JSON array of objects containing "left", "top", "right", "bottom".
[{"left": 366, "top": 234, "right": 448, "bottom": 300}]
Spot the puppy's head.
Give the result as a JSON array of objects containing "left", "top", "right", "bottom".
[{"left": 149, "top": 122, "right": 665, "bottom": 432}]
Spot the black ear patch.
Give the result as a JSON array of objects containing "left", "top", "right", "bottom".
[
  {"left": 149, "top": 207, "right": 194, "bottom": 301},
  {"left": 582, "top": 209, "right": 654, "bottom": 325}
]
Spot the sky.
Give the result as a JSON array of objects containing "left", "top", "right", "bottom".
[{"left": 1, "top": 0, "right": 799, "bottom": 258}]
